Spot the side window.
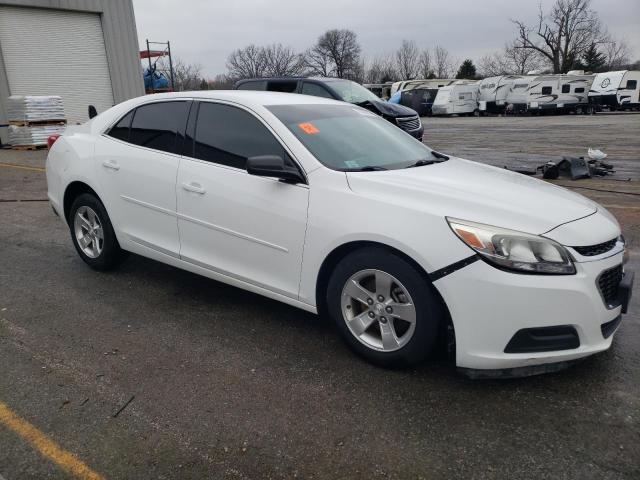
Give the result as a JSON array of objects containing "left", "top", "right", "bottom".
[
  {"left": 108, "top": 110, "right": 134, "bottom": 142},
  {"left": 236, "top": 80, "right": 267, "bottom": 91},
  {"left": 541, "top": 86, "right": 553, "bottom": 95},
  {"left": 266, "top": 81, "right": 298, "bottom": 93},
  {"left": 625, "top": 80, "right": 637, "bottom": 90},
  {"left": 301, "top": 82, "right": 334, "bottom": 99},
  {"left": 129, "top": 101, "right": 189, "bottom": 154},
  {"left": 561, "top": 84, "right": 570, "bottom": 93},
  {"left": 574, "top": 87, "right": 585, "bottom": 93},
  {"left": 193, "top": 103, "right": 285, "bottom": 169}
]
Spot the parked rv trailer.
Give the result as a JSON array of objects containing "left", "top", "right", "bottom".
[
  {"left": 364, "top": 82, "right": 394, "bottom": 100},
  {"left": 589, "top": 70, "right": 640, "bottom": 111},
  {"left": 390, "top": 79, "right": 455, "bottom": 96},
  {"left": 504, "top": 76, "right": 537, "bottom": 113},
  {"left": 526, "top": 74, "right": 594, "bottom": 114},
  {"left": 478, "top": 75, "right": 526, "bottom": 114},
  {"left": 431, "top": 81, "right": 480, "bottom": 116}
]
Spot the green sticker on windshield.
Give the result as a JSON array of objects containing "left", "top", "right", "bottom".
[{"left": 345, "top": 160, "right": 360, "bottom": 168}]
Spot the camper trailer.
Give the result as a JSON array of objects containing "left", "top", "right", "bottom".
[
  {"left": 431, "top": 81, "right": 480, "bottom": 116},
  {"left": 504, "top": 76, "right": 537, "bottom": 113},
  {"left": 390, "top": 79, "right": 455, "bottom": 96},
  {"left": 526, "top": 74, "right": 594, "bottom": 114},
  {"left": 364, "top": 82, "right": 393, "bottom": 100},
  {"left": 588, "top": 70, "right": 640, "bottom": 111},
  {"left": 478, "top": 75, "right": 526, "bottom": 114}
]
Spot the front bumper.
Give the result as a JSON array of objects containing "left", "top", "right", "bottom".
[{"left": 433, "top": 251, "right": 630, "bottom": 371}]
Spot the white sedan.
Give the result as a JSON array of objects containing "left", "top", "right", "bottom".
[{"left": 46, "top": 91, "right": 633, "bottom": 378}]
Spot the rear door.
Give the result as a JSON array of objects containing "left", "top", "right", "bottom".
[
  {"left": 176, "top": 101, "right": 309, "bottom": 298},
  {"left": 95, "top": 100, "right": 190, "bottom": 256}
]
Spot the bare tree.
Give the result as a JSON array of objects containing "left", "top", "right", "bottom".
[
  {"left": 304, "top": 46, "right": 332, "bottom": 77},
  {"left": 157, "top": 57, "right": 204, "bottom": 91},
  {"left": 417, "top": 49, "right": 434, "bottom": 78},
  {"left": 395, "top": 39, "right": 419, "bottom": 80},
  {"left": 433, "top": 45, "right": 453, "bottom": 78},
  {"left": 364, "top": 55, "right": 398, "bottom": 83},
  {"left": 208, "top": 73, "right": 235, "bottom": 90},
  {"left": 365, "top": 55, "right": 398, "bottom": 83},
  {"left": 511, "top": 0, "right": 605, "bottom": 73},
  {"left": 479, "top": 42, "right": 546, "bottom": 77},
  {"left": 603, "top": 38, "right": 631, "bottom": 70},
  {"left": 262, "top": 44, "right": 306, "bottom": 76},
  {"left": 226, "top": 44, "right": 267, "bottom": 79},
  {"left": 307, "top": 29, "right": 362, "bottom": 78}
]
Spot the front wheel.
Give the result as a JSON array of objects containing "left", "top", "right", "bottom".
[
  {"left": 326, "top": 247, "right": 444, "bottom": 367},
  {"left": 69, "top": 193, "right": 126, "bottom": 270}
]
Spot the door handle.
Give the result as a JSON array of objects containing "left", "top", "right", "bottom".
[
  {"left": 182, "top": 182, "right": 206, "bottom": 194},
  {"left": 102, "top": 160, "right": 120, "bottom": 171}
]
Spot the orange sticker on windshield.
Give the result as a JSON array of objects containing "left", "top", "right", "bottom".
[{"left": 298, "top": 122, "right": 320, "bottom": 135}]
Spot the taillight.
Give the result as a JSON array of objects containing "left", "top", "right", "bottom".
[{"left": 47, "top": 134, "right": 61, "bottom": 149}]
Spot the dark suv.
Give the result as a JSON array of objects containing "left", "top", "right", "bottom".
[{"left": 234, "top": 77, "right": 424, "bottom": 140}]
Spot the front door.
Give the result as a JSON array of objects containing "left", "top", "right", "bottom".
[{"left": 176, "top": 101, "right": 309, "bottom": 298}]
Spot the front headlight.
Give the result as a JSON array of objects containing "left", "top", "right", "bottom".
[{"left": 447, "top": 218, "right": 575, "bottom": 275}]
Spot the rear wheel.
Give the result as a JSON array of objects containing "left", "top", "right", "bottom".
[
  {"left": 69, "top": 193, "right": 125, "bottom": 270},
  {"left": 327, "top": 247, "right": 444, "bottom": 367}
]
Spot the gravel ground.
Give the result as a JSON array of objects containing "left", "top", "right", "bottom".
[{"left": 0, "top": 113, "right": 638, "bottom": 479}]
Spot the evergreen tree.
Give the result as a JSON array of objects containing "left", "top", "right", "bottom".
[
  {"left": 577, "top": 43, "right": 607, "bottom": 72},
  {"left": 456, "top": 59, "right": 477, "bottom": 79}
]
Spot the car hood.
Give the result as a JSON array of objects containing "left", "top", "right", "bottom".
[
  {"left": 363, "top": 100, "right": 418, "bottom": 118},
  {"left": 346, "top": 157, "right": 599, "bottom": 235}
]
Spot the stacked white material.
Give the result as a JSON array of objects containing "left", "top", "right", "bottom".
[
  {"left": 8, "top": 124, "right": 66, "bottom": 146},
  {"left": 7, "top": 95, "right": 66, "bottom": 122}
]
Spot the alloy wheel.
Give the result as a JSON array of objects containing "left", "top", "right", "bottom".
[
  {"left": 340, "top": 269, "right": 417, "bottom": 352},
  {"left": 73, "top": 206, "right": 104, "bottom": 258}
]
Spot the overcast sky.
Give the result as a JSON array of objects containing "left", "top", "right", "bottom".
[{"left": 132, "top": 0, "right": 640, "bottom": 78}]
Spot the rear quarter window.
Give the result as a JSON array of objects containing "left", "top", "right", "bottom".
[
  {"left": 129, "top": 101, "right": 190, "bottom": 154},
  {"left": 107, "top": 110, "right": 134, "bottom": 142},
  {"left": 236, "top": 80, "right": 267, "bottom": 91}
]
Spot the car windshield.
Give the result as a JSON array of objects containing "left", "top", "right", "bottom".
[
  {"left": 268, "top": 104, "right": 439, "bottom": 171},
  {"left": 327, "top": 80, "right": 381, "bottom": 104}
]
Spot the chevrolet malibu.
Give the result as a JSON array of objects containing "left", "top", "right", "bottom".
[{"left": 46, "top": 91, "right": 634, "bottom": 378}]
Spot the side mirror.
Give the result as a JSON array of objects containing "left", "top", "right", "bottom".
[
  {"left": 246, "top": 155, "right": 305, "bottom": 184},
  {"left": 88, "top": 105, "right": 98, "bottom": 119}
]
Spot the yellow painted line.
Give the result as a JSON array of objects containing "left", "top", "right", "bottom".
[
  {"left": 0, "top": 162, "right": 45, "bottom": 172},
  {"left": 0, "top": 400, "right": 104, "bottom": 480}
]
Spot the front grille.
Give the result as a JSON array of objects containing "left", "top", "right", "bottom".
[
  {"left": 573, "top": 238, "right": 617, "bottom": 257},
  {"left": 396, "top": 115, "right": 421, "bottom": 131},
  {"left": 597, "top": 264, "right": 623, "bottom": 307}
]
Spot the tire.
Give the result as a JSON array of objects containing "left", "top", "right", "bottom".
[
  {"left": 326, "top": 247, "right": 444, "bottom": 368},
  {"left": 68, "top": 193, "right": 125, "bottom": 270}
]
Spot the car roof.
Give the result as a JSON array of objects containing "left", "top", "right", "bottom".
[
  {"left": 133, "top": 90, "right": 343, "bottom": 107},
  {"left": 235, "top": 76, "right": 347, "bottom": 83}
]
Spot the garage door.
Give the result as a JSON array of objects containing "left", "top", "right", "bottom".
[{"left": 0, "top": 6, "right": 115, "bottom": 124}]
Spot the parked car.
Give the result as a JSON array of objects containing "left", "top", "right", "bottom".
[
  {"left": 46, "top": 91, "right": 633, "bottom": 378},
  {"left": 234, "top": 77, "right": 424, "bottom": 140}
]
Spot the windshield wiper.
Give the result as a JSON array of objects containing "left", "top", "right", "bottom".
[
  {"left": 405, "top": 151, "right": 449, "bottom": 168},
  {"left": 344, "top": 166, "right": 388, "bottom": 172},
  {"left": 432, "top": 150, "right": 449, "bottom": 160},
  {"left": 405, "top": 159, "right": 443, "bottom": 168}
]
